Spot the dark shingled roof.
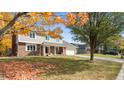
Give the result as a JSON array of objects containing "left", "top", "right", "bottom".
[{"left": 63, "top": 41, "right": 79, "bottom": 49}]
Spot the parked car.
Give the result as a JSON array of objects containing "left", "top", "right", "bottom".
[
  {"left": 103, "top": 50, "right": 118, "bottom": 55},
  {"left": 121, "top": 53, "right": 124, "bottom": 56}
]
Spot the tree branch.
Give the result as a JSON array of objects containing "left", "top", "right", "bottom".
[{"left": 0, "top": 12, "right": 28, "bottom": 37}]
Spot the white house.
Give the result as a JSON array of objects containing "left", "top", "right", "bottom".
[{"left": 15, "top": 31, "right": 78, "bottom": 56}]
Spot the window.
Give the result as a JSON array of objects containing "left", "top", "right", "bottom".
[
  {"left": 56, "top": 39, "right": 59, "bottom": 42},
  {"left": 46, "top": 35, "right": 50, "bottom": 40},
  {"left": 26, "top": 44, "right": 37, "bottom": 51},
  {"left": 29, "top": 32, "right": 36, "bottom": 38}
]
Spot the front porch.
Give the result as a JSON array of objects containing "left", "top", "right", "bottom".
[
  {"left": 43, "top": 46, "right": 66, "bottom": 56},
  {"left": 39, "top": 42, "right": 66, "bottom": 56}
]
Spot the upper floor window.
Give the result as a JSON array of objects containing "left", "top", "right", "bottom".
[
  {"left": 46, "top": 35, "right": 50, "bottom": 40},
  {"left": 29, "top": 32, "right": 36, "bottom": 38},
  {"left": 56, "top": 39, "right": 59, "bottom": 42}
]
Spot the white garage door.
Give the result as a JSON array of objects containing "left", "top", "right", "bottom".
[{"left": 66, "top": 50, "right": 75, "bottom": 55}]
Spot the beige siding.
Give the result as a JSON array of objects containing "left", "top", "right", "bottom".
[
  {"left": 18, "top": 35, "right": 63, "bottom": 44},
  {"left": 18, "top": 35, "right": 45, "bottom": 44},
  {"left": 45, "top": 38, "right": 63, "bottom": 44}
]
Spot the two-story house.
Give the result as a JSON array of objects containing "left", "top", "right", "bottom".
[{"left": 15, "top": 31, "right": 78, "bottom": 56}]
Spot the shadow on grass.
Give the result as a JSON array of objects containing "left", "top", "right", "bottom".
[{"left": 48, "top": 60, "right": 92, "bottom": 75}]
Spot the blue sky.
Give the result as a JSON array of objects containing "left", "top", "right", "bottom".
[
  {"left": 55, "top": 12, "right": 79, "bottom": 43},
  {"left": 59, "top": 24, "right": 74, "bottom": 43}
]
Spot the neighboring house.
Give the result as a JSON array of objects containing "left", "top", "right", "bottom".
[
  {"left": 15, "top": 31, "right": 77, "bottom": 56},
  {"left": 71, "top": 43, "right": 87, "bottom": 54},
  {"left": 71, "top": 43, "right": 104, "bottom": 54},
  {"left": 95, "top": 45, "right": 104, "bottom": 53}
]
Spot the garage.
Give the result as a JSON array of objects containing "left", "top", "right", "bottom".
[
  {"left": 63, "top": 41, "right": 78, "bottom": 55},
  {"left": 66, "top": 50, "right": 75, "bottom": 55}
]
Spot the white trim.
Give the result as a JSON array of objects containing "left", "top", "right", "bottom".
[
  {"left": 25, "top": 43, "right": 37, "bottom": 51},
  {"left": 28, "top": 31, "right": 37, "bottom": 39}
]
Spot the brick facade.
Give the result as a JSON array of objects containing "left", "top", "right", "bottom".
[
  {"left": 17, "top": 42, "right": 65, "bottom": 56},
  {"left": 17, "top": 42, "right": 43, "bottom": 56}
]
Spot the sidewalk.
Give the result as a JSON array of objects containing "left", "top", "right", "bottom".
[{"left": 116, "top": 64, "right": 124, "bottom": 80}]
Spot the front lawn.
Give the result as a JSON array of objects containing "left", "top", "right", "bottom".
[{"left": 0, "top": 56, "right": 122, "bottom": 80}]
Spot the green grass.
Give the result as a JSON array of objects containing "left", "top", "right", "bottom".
[
  {"left": 80, "top": 53, "right": 121, "bottom": 59},
  {"left": 0, "top": 56, "right": 122, "bottom": 80}
]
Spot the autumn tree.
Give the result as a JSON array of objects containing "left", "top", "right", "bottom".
[
  {"left": 0, "top": 35, "right": 11, "bottom": 56},
  {"left": 107, "top": 35, "right": 124, "bottom": 58},
  {"left": 118, "top": 37, "right": 124, "bottom": 58},
  {"left": 108, "top": 35, "right": 124, "bottom": 58},
  {"left": 102, "top": 34, "right": 122, "bottom": 54},
  {"left": 0, "top": 12, "right": 64, "bottom": 56},
  {"left": 0, "top": 13, "right": 13, "bottom": 56},
  {"left": 66, "top": 12, "right": 124, "bottom": 61}
]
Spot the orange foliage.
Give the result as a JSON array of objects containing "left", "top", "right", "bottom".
[
  {"left": 0, "top": 12, "right": 88, "bottom": 40},
  {"left": 77, "top": 12, "right": 89, "bottom": 26},
  {"left": 48, "top": 31, "right": 55, "bottom": 36},
  {"left": 0, "top": 35, "right": 11, "bottom": 52},
  {"left": 0, "top": 62, "right": 56, "bottom": 80},
  {"left": 47, "top": 27, "right": 62, "bottom": 39},
  {"left": 54, "top": 16, "right": 63, "bottom": 23},
  {"left": 0, "top": 12, "right": 89, "bottom": 42},
  {"left": 0, "top": 12, "right": 64, "bottom": 39},
  {"left": 41, "top": 12, "right": 53, "bottom": 24},
  {"left": 66, "top": 13, "right": 76, "bottom": 25},
  {"left": 48, "top": 31, "right": 60, "bottom": 38},
  {"left": 0, "top": 12, "right": 88, "bottom": 39},
  {"left": 31, "top": 12, "right": 37, "bottom": 16},
  {"left": 66, "top": 12, "right": 89, "bottom": 26},
  {"left": 0, "top": 12, "right": 13, "bottom": 29},
  {"left": 42, "top": 12, "right": 53, "bottom": 17}
]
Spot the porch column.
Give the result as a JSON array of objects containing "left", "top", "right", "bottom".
[
  {"left": 39, "top": 44, "right": 41, "bottom": 56},
  {"left": 54, "top": 46, "right": 56, "bottom": 55},
  {"left": 57, "top": 47, "right": 59, "bottom": 54},
  {"left": 48, "top": 46, "right": 50, "bottom": 55},
  {"left": 63, "top": 47, "right": 66, "bottom": 56},
  {"left": 43, "top": 45, "right": 46, "bottom": 56}
]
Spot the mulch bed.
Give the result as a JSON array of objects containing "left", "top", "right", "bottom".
[{"left": 0, "top": 62, "right": 56, "bottom": 80}]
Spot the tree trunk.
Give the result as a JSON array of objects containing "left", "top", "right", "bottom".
[
  {"left": 103, "top": 43, "right": 107, "bottom": 54},
  {"left": 11, "top": 34, "right": 17, "bottom": 56},
  {"left": 89, "top": 36, "right": 96, "bottom": 62},
  {"left": 90, "top": 45, "right": 95, "bottom": 61},
  {"left": 121, "top": 50, "right": 123, "bottom": 58}
]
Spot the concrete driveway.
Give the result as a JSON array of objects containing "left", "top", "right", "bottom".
[{"left": 75, "top": 55, "right": 124, "bottom": 63}]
